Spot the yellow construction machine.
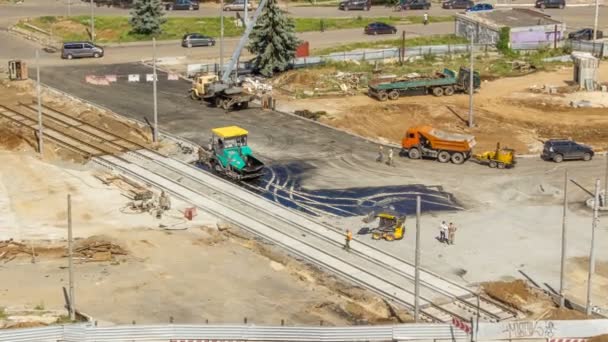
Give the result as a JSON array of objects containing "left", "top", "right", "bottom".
[
  {"left": 474, "top": 143, "right": 515, "bottom": 169},
  {"left": 363, "top": 211, "right": 405, "bottom": 241},
  {"left": 190, "top": 73, "right": 253, "bottom": 110}
]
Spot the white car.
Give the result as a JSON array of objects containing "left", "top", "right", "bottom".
[{"left": 223, "top": 0, "right": 255, "bottom": 11}]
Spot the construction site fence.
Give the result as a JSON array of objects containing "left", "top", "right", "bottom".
[
  {"left": 186, "top": 44, "right": 492, "bottom": 77},
  {"left": 1, "top": 319, "right": 608, "bottom": 342},
  {"left": 511, "top": 39, "right": 607, "bottom": 57}
]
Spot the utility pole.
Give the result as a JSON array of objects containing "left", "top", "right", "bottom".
[
  {"left": 36, "top": 50, "right": 43, "bottom": 156},
  {"left": 593, "top": 0, "right": 599, "bottom": 41},
  {"left": 67, "top": 194, "right": 75, "bottom": 321},
  {"left": 401, "top": 30, "right": 406, "bottom": 65},
  {"left": 244, "top": 0, "right": 248, "bottom": 27},
  {"left": 68, "top": 0, "right": 71, "bottom": 17},
  {"left": 90, "top": 0, "right": 95, "bottom": 41},
  {"left": 559, "top": 169, "right": 568, "bottom": 308},
  {"left": 602, "top": 152, "right": 608, "bottom": 207},
  {"left": 414, "top": 195, "right": 421, "bottom": 322},
  {"left": 220, "top": 0, "right": 225, "bottom": 74},
  {"left": 586, "top": 179, "right": 600, "bottom": 316},
  {"left": 468, "top": 30, "right": 474, "bottom": 128},
  {"left": 152, "top": 37, "right": 158, "bottom": 143}
]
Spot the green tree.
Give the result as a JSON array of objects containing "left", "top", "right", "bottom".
[
  {"left": 248, "top": 0, "right": 300, "bottom": 76},
  {"left": 129, "top": 0, "right": 166, "bottom": 35}
]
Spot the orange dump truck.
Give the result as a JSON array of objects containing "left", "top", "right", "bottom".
[{"left": 400, "top": 125, "right": 476, "bottom": 164}]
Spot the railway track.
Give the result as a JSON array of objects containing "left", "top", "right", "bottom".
[{"left": 0, "top": 103, "right": 520, "bottom": 323}]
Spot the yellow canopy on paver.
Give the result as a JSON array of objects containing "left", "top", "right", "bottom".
[{"left": 212, "top": 126, "right": 248, "bottom": 139}]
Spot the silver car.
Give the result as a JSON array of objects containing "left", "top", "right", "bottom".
[
  {"left": 61, "top": 42, "right": 104, "bottom": 60},
  {"left": 223, "top": 0, "right": 254, "bottom": 11}
]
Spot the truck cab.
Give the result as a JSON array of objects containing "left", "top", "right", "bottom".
[{"left": 457, "top": 67, "right": 481, "bottom": 92}]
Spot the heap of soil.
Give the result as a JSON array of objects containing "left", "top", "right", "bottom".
[
  {"left": 590, "top": 335, "right": 608, "bottom": 342},
  {"left": 482, "top": 279, "right": 535, "bottom": 311},
  {"left": 543, "top": 307, "right": 589, "bottom": 320}
]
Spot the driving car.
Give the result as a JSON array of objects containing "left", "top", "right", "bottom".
[
  {"left": 182, "top": 33, "right": 216, "bottom": 48},
  {"left": 223, "top": 0, "right": 254, "bottom": 11},
  {"left": 61, "top": 41, "right": 104, "bottom": 59},
  {"left": 466, "top": 3, "right": 493, "bottom": 11},
  {"left": 535, "top": 0, "right": 565, "bottom": 8},
  {"left": 400, "top": 0, "right": 431, "bottom": 10},
  {"left": 338, "top": 0, "right": 371, "bottom": 10},
  {"left": 442, "top": 0, "right": 474, "bottom": 9},
  {"left": 364, "top": 22, "right": 397, "bottom": 35},
  {"left": 541, "top": 139, "right": 594, "bottom": 163},
  {"left": 568, "top": 28, "right": 603, "bottom": 40},
  {"left": 165, "top": 0, "right": 199, "bottom": 10}
]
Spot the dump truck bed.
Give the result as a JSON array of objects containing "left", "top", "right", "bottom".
[{"left": 423, "top": 127, "right": 476, "bottom": 152}]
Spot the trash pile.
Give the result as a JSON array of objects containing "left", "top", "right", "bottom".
[
  {"left": 73, "top": 236, "right": 128, "bottom": 262},
  {"left": 331, "top": 72, "right": 367, "bottom": 95},
  {"left": 241, "top": 76, "right": 273, "bottom": 95}
]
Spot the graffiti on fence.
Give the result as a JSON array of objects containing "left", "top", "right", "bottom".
[{"left": 501, "top": 321, "right": 556, "bottom": 339}]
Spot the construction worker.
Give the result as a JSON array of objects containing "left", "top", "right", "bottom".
[
  {"left": 448, "top": 222, "right": 457, "bottom": 245},
  {"left": 423, "top": 12, "right": 429, "bottom": 25},
  {"left": 376, "top": 145, "right": 384, "bottom": 163},
  {"left": 387, "top": 148, "right": 394, "bottom": 167},
  {"left": 344, "top": 229, "right": 353, "bottom": 251},
  {"left": 439, "top": 221, "right": 448, "bottom": 243},
  {"left": 159, "top": 190, "right": 171, "bottom": 211}
]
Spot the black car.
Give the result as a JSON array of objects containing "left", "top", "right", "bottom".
[
  {"left": 401, "top": 0, "right": 431, "bottom": 10},
  {"left": 535, "top": 0, "right": 565, "bottom": 8},
  {"left": 569, "top": 28, "right": 604, "bottom": 40},
  {"left": 166, "top": 0, "right": 199, "bottom": 10},
  {"left": 364, "top": 22, "right": 397, "bottom": 35},
  {"left": 541, "top": 139, "right": 594, "bottom": 163},
  {"left": 442, "top": 0, "right": 473, "bottom": 9},
  {"left": 338, "top": 0, "right": 371, "bottom": 11},
  {"left": 182, "top": 33, "right": 215, "bottom": 47}
]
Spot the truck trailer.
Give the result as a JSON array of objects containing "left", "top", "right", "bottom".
[
  {"left": 400, "top": 125, "right": 476, "bottom": 164},
  {"left": 368, "top": 67, "right": 480, "bottom": 101}
]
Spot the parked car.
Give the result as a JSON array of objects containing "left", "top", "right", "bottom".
[
  {"left": 568, "top": 28, "right": 604, "bottom": 40},
  {"left": 364, "top": 22, "right": 397, "bottom": 35},
  {"left": 223, "top": 0, "right": 254, "bottom": 11},
  {"left": 338, "top": 0, "right": 371, "bottom": 10},
  {"left": 182, "top": 33, "right": 216, "bottom": 48},
  {"left": 535, "top": 0, "right": 565, "bottom": 8},
  {"left": 442, "top": 0, "right": 473, "bottom": 9},
  {"left": 466, "top": 3, "right": 493, "bottom": 11},
  {"left": 400, "top": 0, "right": 431, "bottom": 10},
  {"left": 61, "top": 41, "right": 104, "bottom": 59},
  {"left": 541, "top": 139, "right": 594, "bottom": 163},
  {"left": 165, "top": 0, "right": 199, "bottom": 10}
]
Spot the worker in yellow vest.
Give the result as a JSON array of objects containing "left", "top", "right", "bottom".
[{"left": 344, "top": 229, "right": 353, "bottom": 252}]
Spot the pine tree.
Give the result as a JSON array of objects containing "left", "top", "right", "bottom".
[
  {"left": 248, "top": 0, "right": 300, "bottom": 77},
  {"left": 129, "top": 0, "right": 166, "bottom": 35}
]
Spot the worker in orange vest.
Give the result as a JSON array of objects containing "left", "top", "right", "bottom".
[{"left": 344, "top": 229, "right": 353, "bottom": 251}]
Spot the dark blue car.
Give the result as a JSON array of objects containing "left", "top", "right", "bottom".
[{"left": 466, "top": 3, "right": 493, "bottom": 11}]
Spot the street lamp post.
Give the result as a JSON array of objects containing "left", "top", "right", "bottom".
[
  {"left": 468, "top": 29, "right": 474, "bottom": 128},
  {"left": 90, "top": 0, "right": 95, "bottom": 41}
]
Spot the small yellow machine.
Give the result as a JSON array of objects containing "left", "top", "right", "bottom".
[
  {"left": 364, "top": 211, "right": 405, "bottom": 241},
  {"left": 474, "top": 143, "right": 515, "bottom": 169}
]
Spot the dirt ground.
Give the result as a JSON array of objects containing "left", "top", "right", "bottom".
[
  {"left": 0, "top": 227, "right": 410, "bottom": 325},
  {"left": 276, "top": 64, "right": 608, "bottom": 154},
  {"left": 564, "top": 257, "right": 608, "bottom": 312}
]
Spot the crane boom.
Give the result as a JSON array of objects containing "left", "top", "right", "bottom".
[{"left": 221, "top": 0, "right": 269, "bottom": 83}]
